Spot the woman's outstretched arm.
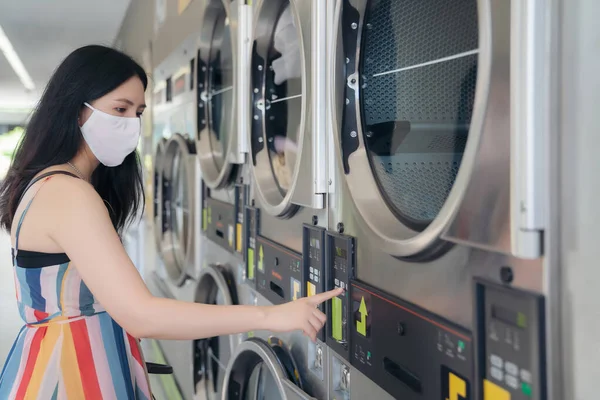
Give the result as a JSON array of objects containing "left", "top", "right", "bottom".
[{"left": 43, "top": 176, "right": 341, "bottom": 341}]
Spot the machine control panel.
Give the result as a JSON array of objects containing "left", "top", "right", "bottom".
[
  {"left": 475, "top": 279, "right": 546, "bottom": 400},
  {"left": 201, "top": 182, "right": 236, "bottom": 253},
  {"left": 325, "top": 232, "right": 355, "bottom": 361},
  {"left": 302, "top": 224, "right": 327, "bottom": 341},
  {"left": 350, "top": 280, "right": 473, "bottom": 400},
  {"left": 234, "top": 184, "right": 247, "bottom": 258},
  {"left": 255, "top": 236, "right": 302, "bottom": 306},
  {"left": 244, "top": 206, "right": 259, "bottom": 288}
]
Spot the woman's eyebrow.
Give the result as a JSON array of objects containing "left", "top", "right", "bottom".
[{"left": 114, "top": 98, "right": 147, "bottom": 108}]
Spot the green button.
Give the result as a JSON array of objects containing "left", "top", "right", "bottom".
[
  {"left": 332, "top": 297, "right": 342, "bottom": 341},
  {"left": 522, "top": 382, "right": 532, "bottom": 397}
]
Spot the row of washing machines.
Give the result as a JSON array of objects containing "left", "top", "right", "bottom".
[{"left": 142, "top": 0, "right": 555, "bottom": 399}]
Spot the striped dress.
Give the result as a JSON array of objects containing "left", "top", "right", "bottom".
[{"left": 0, "top": 172, "right": 152, "bottom": 399}]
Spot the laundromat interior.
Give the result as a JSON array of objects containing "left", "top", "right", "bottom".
[{"left": 1, "top": 0, "right": 600, "bottom": 399}]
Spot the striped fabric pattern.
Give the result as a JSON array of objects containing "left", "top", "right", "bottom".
[
  {"left": 0, "top": 173, "right": 153, "bottom": 399},
  {"left": 0, "top": 261, "right": 152, "bottom": 399}
]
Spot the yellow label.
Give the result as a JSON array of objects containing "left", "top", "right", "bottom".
[
  {"left": 247, "top": 248, "right": 255, "bottom": 279},
  {"left": 447, "top": 373, "right": 467, "bottom": 400},
  {"left": 292, "top": 279, "right": 300, "bottom": 301},
  {"left": 236, "top": 223, "right": 242, "bottom": 253},
  {"left": 483, "top": 379, "right": 510, "bottom": 400},
  {"left": 307, "top": 282, "right": 316, "bottom": 297},
  {"left": 332, "top": 297, "right": 342, "bottom": 341},
  {"left": 202, "top": 209, "right": 207, "bottom": 231}
]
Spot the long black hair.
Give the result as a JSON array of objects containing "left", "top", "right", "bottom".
[{"left": 0, "top": 45, "right": 147, "bottom": 234}]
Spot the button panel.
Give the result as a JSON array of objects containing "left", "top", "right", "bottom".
[
  {"left": 475, "top": 279, "right": 546, "bottom": 400},
  {"left": 325, "top": 232, "right": 355, "bottom": 361},
  {"left": 302, "top": 225, "right": 327, "bottom": 341}
]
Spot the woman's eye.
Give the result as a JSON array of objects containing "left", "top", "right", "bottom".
[
  {"left": 115, "top": 107, "right": 126, "bottom": 113},
  {"left": 136, "top": 112, "right": 144, "bottom": 117}
]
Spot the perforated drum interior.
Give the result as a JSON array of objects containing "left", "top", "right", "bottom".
[{"left": 359, "top": 0, "right": 478, "bottom": 231}]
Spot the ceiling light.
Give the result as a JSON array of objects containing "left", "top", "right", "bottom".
[{"left": 0, "top": 24, "right": 35, "bottom": 91}]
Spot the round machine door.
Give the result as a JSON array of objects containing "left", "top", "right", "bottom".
[
  {"left": 153, "top": 138, "right": 168, "bottom": 252},
  {"left": 332, "top": 0, "right": 483, "bottom": 259},
  {"left": 193, "top": 264, "right": 243, "bottom": 399},
  {"left": 161, "top": 133, "right": 197, "bottom": 285},
  {"left": 250, "top": 0, "right": 306, "bottom": 218},
  {"left": 196, "top": 0, "right": 243, "bottom": 190},
  {"left": 222, "top": 337, "right": 316, "bottom": 400}
]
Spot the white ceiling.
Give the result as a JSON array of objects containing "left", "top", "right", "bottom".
[{"left": 0, "top": 0, "right": 132, "bottom": 123}]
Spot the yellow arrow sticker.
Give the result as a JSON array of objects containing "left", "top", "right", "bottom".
[{"left": 356, "top": 296, "right": 368, "bottom": 337}]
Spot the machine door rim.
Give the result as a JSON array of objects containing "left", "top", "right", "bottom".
[
  {"left": 249, "top": 0, "right": 307, "bottom": 218},
  {"left": 196, "top": 0, "right": 241, "bottom": 190},
  {"left": 330, "top": 0, "right": 493, "bottom": 259}
]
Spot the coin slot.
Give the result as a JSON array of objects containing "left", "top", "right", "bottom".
[
  {"left": 383, "top": 357, "right": 422, "bottom": 394},
  {"left": 270, "top": 281, "right": 284, "bottom": 299}
]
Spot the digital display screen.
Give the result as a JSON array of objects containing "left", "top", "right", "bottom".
[
  {"left": 492, "top": 305, "right": 527, "bottom": 329},
  {"left": 335, "top": 246, "right": 347, "bottom": 260}
]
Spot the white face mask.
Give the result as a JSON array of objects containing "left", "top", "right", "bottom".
[{"left": 80, "top": 102, "right": 141, "bottom": 167}]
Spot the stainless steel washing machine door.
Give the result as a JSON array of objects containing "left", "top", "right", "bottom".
[
  {"left": 194, "top": 264, "right": 243, "bottom": 399},
  {"left": 332, "top": 0, "right": 485, "bottom": 260},
  {"left": 153, "top": 138, "right": 168, "bottom": 252},
  {"left": 197, "top": 0, "right": 250, "bottom": 190},
  {"left": 250, "top": 0, "right": 326, "bottom": 218},
  {"left": 161, "top": 133, "right": 197, "bottom": 286},
  {"left": 222, "top": 338, "right": 316, "bottom": 400}
]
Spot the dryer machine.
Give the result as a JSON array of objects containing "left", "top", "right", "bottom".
[
  {"left": 196, "top": 0, "right": 253, "bottom": 258},
  {"left": 243, "top": 0, "right": 331, "bottom": 397},
  {"left": 193, "top": 1, "right": 254, "bottom": 397},
  {"left": 191, "top": 241, "right": 246, "bottom": 400},
  {"left": 245, "top": 0, "right": 329, "bottom": 321},
  {"left": 148, "top": 33, "right": 202, "bottom": 400},
  {"left": 327, "top": 0, "right": 556, "bottom": 399}
]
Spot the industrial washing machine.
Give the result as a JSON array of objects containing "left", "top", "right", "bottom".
[
  {"left": 232, "top": 0, "right": 332, "bottom": 398},
  {"left": 192, "top": 1, "right": 254, "bottom": 398},
  {"left": 325, "top": 0, "right": 558, "bottom": 399},
  {"left": 148, "top": 33, "right": 202, "bottom": 400},
  {"left": 196, "top": 0, "right": 252, "bottom": 258}
]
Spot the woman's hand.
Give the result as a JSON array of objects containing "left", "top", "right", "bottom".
[{"left": 263, "top": 288, "right": 344, "bottom": 341}]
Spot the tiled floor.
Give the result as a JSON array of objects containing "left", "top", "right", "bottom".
[{"left": 0, "top": 231, "right": 23, "bottom": 367}]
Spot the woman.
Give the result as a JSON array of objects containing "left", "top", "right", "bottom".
[{"left": 0, "top": 45, "right": 341, "bottom": 399}]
